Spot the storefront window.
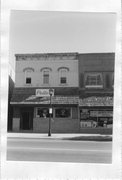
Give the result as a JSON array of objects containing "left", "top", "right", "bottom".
[
  {"left": 80, "top": 109, "right": 89, "bottom": 120},
  {"left": 80, "top": 109, "right": 113, "bottom": 128},
  {"left": 55, "top": 108, "right": 71, "bottom": 118},
  {"left": 36, "top": 108, "right": 53, "bottom": 118}
]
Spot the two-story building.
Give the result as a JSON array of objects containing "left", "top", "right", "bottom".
[
  {"left": 10, "top": 52, "right": 114, "bottom": 134},
  {"left": 10, "top": 53, "right": 80, "bottom": 133},
  {"left": 78, "top": 53, "right": 114, "bottom": 133}
]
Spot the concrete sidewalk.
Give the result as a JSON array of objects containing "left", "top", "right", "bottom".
[{"left": 7, "top": 133, "right": 112, "bottom": 139}]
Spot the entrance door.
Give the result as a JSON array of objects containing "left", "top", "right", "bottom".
[{"left": 20, "top": 109, "right": 33, "bottom": 130}]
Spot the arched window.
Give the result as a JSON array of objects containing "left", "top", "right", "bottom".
[
  {"left": 23, "top": 68, "right": 34, "bottom": 85},
  {"left": 40, "top": 67, "right": 52, "bottom": 85},
  {"left": 58, "top": 67, "right": 69, "bottom": 85}
]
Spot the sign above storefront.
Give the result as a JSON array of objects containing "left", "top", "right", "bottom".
[
  {"left": 90, "top": 110, "right": 113, "bottom": 117},
  {"left": 36, "top": 89, "right": 54, "bottom": 97}
]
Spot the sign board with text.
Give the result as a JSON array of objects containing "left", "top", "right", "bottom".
[{"left": 36, "top": 89, "right": 54, "bottom": 97}]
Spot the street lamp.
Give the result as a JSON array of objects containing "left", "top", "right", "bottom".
[{"left": 48, "top": 88, "right": 53, "bottom": 136}]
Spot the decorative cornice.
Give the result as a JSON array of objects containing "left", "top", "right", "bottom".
[{"left": 15, "top": 52, "right": 78, "bottom": 61}]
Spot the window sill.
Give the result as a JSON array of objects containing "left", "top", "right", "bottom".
[
  {"left": 59, "top": 83, "right": 68, "bottom": 86},
  {"left": 41, "top": 83, "right": 50, "bottom": 86},
  {"left": 85, "top": 85, "right": 103, "bottom": 89},
  {"left": 24, "top": 84, "right": 32, "bottom": 87}
]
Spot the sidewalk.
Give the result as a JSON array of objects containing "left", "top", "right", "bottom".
[{"left": 7, "top": 132, "right": 112, "bottom": 141}]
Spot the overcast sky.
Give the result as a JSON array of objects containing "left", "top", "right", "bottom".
[{"left": 9, "top": 10, "right": 116, "bottom": 69}]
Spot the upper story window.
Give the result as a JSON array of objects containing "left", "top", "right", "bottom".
[
  {"left": 85, "top": 72, "right": 103, "bottom": 88},
  {"left": 58, "top": 67, "right": 69, "bottom": 85},
  {"left": 43, "top": 70, "right": 49, "bottom": 84},
  {"left": 23, "top": 68, "right": 34, "bottom": 85},
  {"left": 40, "top": 67, "right": 52, "bottom": 85}
]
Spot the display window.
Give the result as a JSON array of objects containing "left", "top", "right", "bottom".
[
  {"left": 80, "top": 109, "right": 113, "bottom": 128},
  {"left": 36, "top": 107, "right": 53, "bottom": 118},
  {"left": 55, "top": 108, "right": 71, "bottom": 118}
]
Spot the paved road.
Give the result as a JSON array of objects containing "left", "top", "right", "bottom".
[{"left": 7, "top": 137, "right": 112, "bottom": 163}]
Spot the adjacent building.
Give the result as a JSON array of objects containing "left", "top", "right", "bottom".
[
  {"left": 10, "top": 52, "right": 115, "bottom": 134},
  {"left": 78, "top": 53, "right": 114, "bottom": 134}
]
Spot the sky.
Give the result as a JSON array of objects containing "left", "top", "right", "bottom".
[{"left": 9, "top": 10, "right": 116, "bottom": 70}]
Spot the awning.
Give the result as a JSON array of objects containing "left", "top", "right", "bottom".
[
  {"left": 10, "top": 88, "right": 79, "bottom": 105},
  {"left": 79, "top": 96, "right": 113, "bottom": 107},
  {"left": 10, "top": 88, "right": 113, "bottom": 106},
  {"left": 10, "top": 95, "right": 79, "bottom": 105}
]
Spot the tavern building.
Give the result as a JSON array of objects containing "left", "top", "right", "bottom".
[{"left": 10, "top": 52, "right": 114, "bottom": 134}]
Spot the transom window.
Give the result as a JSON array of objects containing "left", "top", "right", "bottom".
[{"left": 85, "top": 73, "right": 103, "bottom": 88}]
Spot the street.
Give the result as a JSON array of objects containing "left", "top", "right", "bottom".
[{"left": 7, "top": 137, "right": 112, "bottom": 163}]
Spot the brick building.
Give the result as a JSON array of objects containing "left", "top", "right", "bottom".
[
  {"left": 10, "top": 52, "right": 114, "bottom": 134},
  {"left": 78, "top": 53, "right": 114, "bottom": 134}
]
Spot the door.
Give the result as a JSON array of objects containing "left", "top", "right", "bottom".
[{"left": 20, "top": 109, "right": 33, "bottom": 130}]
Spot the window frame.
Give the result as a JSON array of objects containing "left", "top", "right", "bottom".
[
  {"left": 58, "top": 67, "right": 69, "bottom": 85},
  {"left": 43, "top": 70, "right": 50, "bottom": 85},
  {"left": 36, "top": 107, "right": 53, "bottom": 118},
  {"left": 24, "top": 68, "right": 34, "bottom": 86},
  {"left": 55, "top": 107, "right": 71, "bottom": 118},
  {"left": 40, "top": 67, "right": 52, "bottom": 85},
  {"left": 85, "top": 72, "right": 103, "bottom": 88}
]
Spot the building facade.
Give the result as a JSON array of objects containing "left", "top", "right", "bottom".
[
  {"left": 78, "top": 53, "right": 114, "bottom": 134},
  {"left": 10, "top": 52, "right": 114, "bottom": 134}
]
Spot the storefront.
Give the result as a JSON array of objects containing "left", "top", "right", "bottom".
[
  {"left": 79, "top": 97, "right": 113, "bottom": 130},
  {"left": 10, "top": 87, "right": 113, "bottom": 134},
  {"left": 80, "top": 108, "right": 113, "bottom": 128},
  {"left": 11, "top": 93, "right": 80, "bottom": 133}
]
